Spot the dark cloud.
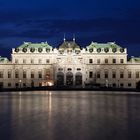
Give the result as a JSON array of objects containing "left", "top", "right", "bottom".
[
  {"left": 0, "top": 0, "right": 140, "bottom": 57},
  {"left": 0, "top": 18, "right": 140, "bottom": 45}
]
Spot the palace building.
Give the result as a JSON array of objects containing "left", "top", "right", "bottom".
[{"left": 0, "top": 39, "right": 140, "bottom": 89}]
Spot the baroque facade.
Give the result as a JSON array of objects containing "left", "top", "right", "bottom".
[{"left": 0, "top": 39, "right": 140, "bottom": 89}]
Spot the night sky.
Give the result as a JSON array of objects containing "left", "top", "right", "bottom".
[{"left": 0, "top": 0, "right": 140, "bottom": 58}]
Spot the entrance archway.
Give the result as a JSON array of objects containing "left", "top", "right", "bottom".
[
  {"left": 57, "top": 72, "right": 64, "bottom": 86},
  {"left": 66, "top": 72, "right": 73, "bottom": 86},
  {"left": 75, "top": 72, "right": 82, "bottom": 86},
  {"left": 136, "top": 81, "right": 140, "bottom": 90}
]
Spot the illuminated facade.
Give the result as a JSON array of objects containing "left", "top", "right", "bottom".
[{"left": 0, "top": 39, "right": 140, "bottom": 89}]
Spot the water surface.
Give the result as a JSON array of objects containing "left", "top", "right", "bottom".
[{"left": 0, "top": 91, "right": 140, "bottom": 140}]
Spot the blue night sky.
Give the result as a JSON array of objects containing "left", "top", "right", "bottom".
[{"left": 0, "top": 0, "right": 140, "bottom": 57}]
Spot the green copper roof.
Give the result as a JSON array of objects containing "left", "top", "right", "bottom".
[
  {"left": 87, "top": 42, "right": 122, "bottom": 49},
  {"left": 17, "top": 42, "right": 52, "bottom": 49},
  {"left": 129, "top": 57, "right": 140, "bottom": 62},
  {"left": 0, "top": 56, "right": 8, "bottom": 62},
  {"left": 59, "top": 41, "right": 81, "bottom": 50}
]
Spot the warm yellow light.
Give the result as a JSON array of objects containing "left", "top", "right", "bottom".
[{"left": 48, "top": 82, "right": 53, "bottom": 86}]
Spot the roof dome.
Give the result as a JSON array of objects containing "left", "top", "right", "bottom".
[{"left": 59, "top": 41, "right": 81, "bottom": 50}]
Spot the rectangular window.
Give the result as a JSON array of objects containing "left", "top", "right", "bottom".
[
  {"left": 46, "top": 59, "right": 50, "bottom": 63},
  {"left": 89, "top": 71, "right": 93, "bottom": 78},
  {"left": 0, "top": 71, "right": 3, "bottom": 78},
  {"left": 23, "top": 59, "right": 26, "bottom": 64},
  {"left": 38, "top": 71, "right": 42, "bottom": 78},
  {"left": 120, "top": 83, "right": 124, "bottom": 87},
  {"left": 112, "top": 72, "right": 116, "bottom": 78},
  {"left": 105, "top": 59, "right": 108, "bottom": 64},
  {"left": 31, "top": 71, "right": 34, "bottom": 78},
  {"left": 128, "top": 83, "right": 132, "bottom": 87},
  {"left": 97, "top": 72, "right": 100, "bottom": 78},
  {"left": 0, "top": 82, "right": 3, "bottom": 88},
  {"left": 15, "top": 83, "right": 19, "bottom": 88},
  {"left": 31, "top": 59, "right": 34, "bottom": 64},
  {"left": 105, "top": 71, "right": 108, "bottom": 78},
  {"left": 128, "top": 71, "right": 131, "bottom": 78},
  {"left": 15, "top": 71, "right": 19, "bottom": 78},
  {"left": 136, "top": 71, "right": 139, "bottom": 78},
  {"left": 8, "top": 71, "right": 11, "bottom": 78},
  {"left": 89, "top": 59, "right": 93, "bottom": 64},
  {"left": 23, "top": 83, "right": 26, "bottom": 87},
  {"left": 15, "top": 59, "right": 18, "bottom": 64},
  {"left": 120, "top": 72, "right": 124, "bottom": 78},
  {"left": 97, "top": 59, "right": 100, "bottom": 64},
  {"left": 23, "top": 71, "right": 26, "bottom": 78},
  {"left": 112, "top": 83, "right": 116, "bottom": 87},
  {"left": 113, "top": 59, "right": 116, "bottom": 64},
  {"left": 120, "top": 59, "right": 124, "bottom": 64},
  {"left": 38, "top": 59, "right": 42, "bottom": 64},
  {"left": 8, "top": 83, "right": 11, "bottom": 87}
]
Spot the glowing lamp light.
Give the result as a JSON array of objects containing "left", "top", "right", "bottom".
[{"left": 48, "top": 82, "right": 53, "bottom": 86}]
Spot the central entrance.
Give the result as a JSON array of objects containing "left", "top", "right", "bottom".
[
  {"left": 75, "top": 72, "right": 82, "bottom": 86},
  {"left": 57, "top": 72, "right": 64, "bottom": 86},
  {"left": 66, "top": 72, "right": 73, "bottom": 86}
]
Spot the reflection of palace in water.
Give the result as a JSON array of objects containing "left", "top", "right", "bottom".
[{"left": 0, "top": 38, "right": 140, "bottom": 89}]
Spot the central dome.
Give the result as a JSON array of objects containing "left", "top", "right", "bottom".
[{"left": 59, "top": 41, "right": 81, "bottom": 50}]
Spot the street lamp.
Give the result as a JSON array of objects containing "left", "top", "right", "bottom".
[
  {"left": 118, "top": 80, "right": 119, "bottom": 88},
  {"left": 19, "top": 79, "right": 22, "bottom": 89},
  {"left": 105, "top": 79, "right": 109, "bottom": 88}
]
